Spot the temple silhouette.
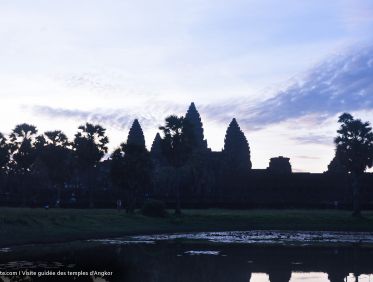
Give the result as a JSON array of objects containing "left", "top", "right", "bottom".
[
  {"left": 124, "top": 102, "right": 373, "bottom": 209},
  {"left": 1, "top": 102, "right": 372, "bottom": 208}
]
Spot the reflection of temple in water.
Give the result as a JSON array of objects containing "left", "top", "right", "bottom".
[
  {"left": 110, "top": 244, "right": 373, "bottom": 282},
  {"left": 250, "top": 272, "right": 369, "bottom": 282},
  {"left": 2, "top": 243, "right": 372, "bottom": 282}
]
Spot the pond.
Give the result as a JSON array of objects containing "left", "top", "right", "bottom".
[{"left": 1, "top": 231, "right": 373, "bottom": 281}]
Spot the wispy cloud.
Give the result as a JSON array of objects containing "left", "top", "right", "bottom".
[
  {"left": 199, "top": 45, "right": 373, "bottom": 130},
  {"left": 295, "top": 155, "right": 321, "bottom": 160},
  {"left": 27, "top": 102, "right": 186, "bottom": 131},
  {"left": 29, "top": 45, "right": 373, "bottom": 134},
  {"left": 249, "top": 45, "right": 373, "bottom": 122},
  {"left": 29, "top": 105, "right": 152, "bottom": 131},
  {"left": 292, "top": 135, "right": 332, "bottom": 145}
]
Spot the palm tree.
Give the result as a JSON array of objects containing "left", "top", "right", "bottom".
[
  {"left": 44, "top": 130, "right": 70, "bottom": 147},
  {"left": 0, "top": 133, "right": 11, "bottom": 193},
  {"left": 0, "top": 133, "right": 10, "bottom": 172},
  {"left": 8, "top": 124, "right": 38, "bottom": 205},
  {"left": 9, "top": 123, "right": 38, "bottom": 173},
  {"left": 159, "top": 115, "right": 194, "bottom": 214},
  {"left": 73, "top": 123, "right": 109, "bottom": 207},
  {"left": 35, "top": 130, "right": 72, "bottom": 207},
  {"left": 334, "top": 113, "right": 373, "bottom": 216}
]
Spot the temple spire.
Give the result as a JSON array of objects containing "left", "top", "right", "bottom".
[
  {"left": 223, "top": 118, "right": 252, "bottom": 170},
  {"left": 151, "top": 133, "right": 162, "bottom": 155},
  {"left": 185, "top": 102, "right": 207, "bottom": 150},
  {"left": 127, "top": 119, "right": 146, "bottom": 148}
]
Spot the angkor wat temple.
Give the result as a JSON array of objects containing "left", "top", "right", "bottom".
[
  {"left": 140, "top": 102, "right": 372, "bottom": 209},
  {"left": 2, "top": 102, "right": 372, "bottom": 209}
]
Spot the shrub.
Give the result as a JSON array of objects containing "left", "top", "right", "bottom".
[{"left": 141, "top": 199, "right": 168, "bottom": 217}]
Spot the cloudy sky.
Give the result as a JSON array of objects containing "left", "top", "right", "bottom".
[{"left": 1, "top": 0, "right": 373, "bottom": 172}]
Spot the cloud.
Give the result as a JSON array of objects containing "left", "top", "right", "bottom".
[
  {"left": 295, "top": 155, "right": 321, "bottom": 160},
  {"left": 200, "top": 45, "right": 373, "bottom": 129},
  {"left": 29, "top": 105, "right": 151, "bottom": 131},
  {"left": 292, "top": 168, "right": 309, "bottom": 173},
  {"left": 28, "top": 102, "right": 186, "bottom": 132},
  {"left": 250, "top": 45, "right": 373, "bottom": 121},
  {"left": 291, "top": 132, "right": 335, "bottom": 145},
  {"left": 26, "top": 45, "right": 373, "bottom": 149},
  {"left": 63, "top": 73, "right": 119, "bottom": 93}
]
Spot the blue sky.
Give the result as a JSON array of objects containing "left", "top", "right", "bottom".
[{"left": 0, "top": 0, "right": 372, "bottom": 172}]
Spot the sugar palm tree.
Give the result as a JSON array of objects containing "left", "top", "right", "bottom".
[
  {"left": 159, "top": 115, "right": 194, "bottom": 215},
  {"left": 73, "top": 123, "right": 109, "bottom": 207},
  {"left": 35, "top": 130, "right": 72, "bottom": 207},
  {"left": 334, "top": 113, "right": 373, "bottom": 216}
]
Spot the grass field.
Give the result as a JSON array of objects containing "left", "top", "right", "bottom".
[{"left": 1, "top": 208, "right": 373, "bottom": 247}]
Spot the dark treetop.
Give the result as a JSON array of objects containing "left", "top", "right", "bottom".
[
  {"left": 9, "top": 123, "right": 38, "bottom": 173},
  {"left": 0, "top": 133, "right": 10, "bottom": 170},
  {"left": 327, "top": 154, "right": 348, "bottom": 175},
  {"left": 335, "top": 113, "right": 373, "bottom": 175}
]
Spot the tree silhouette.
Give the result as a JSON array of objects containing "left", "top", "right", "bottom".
[
  {"left": 35, "top": 130, "right": 72, "bottom": 207},
  {"left": 334, "top": 113, "right": 373, "bottom": 216},
  {"left": 9, "top": 123, "right": 38, "bottom": 173},
  {"left": 0, "top": 133, "right": 10, "bottom": 172},
  {"left": 159, "top": 115, "right": 194, "bottom": 214},
  {"left": 0, "top": 133, "right": 10, "bottom": 193},
  {"left": 327, "top": 154, "right": 348, "bottom": 175},
  {"left": 74, "top": 123, "right": 108, "bottom": 168},
  {"left": 73, "top": 123, "right": 109, "bottom": 207},
  {"left": 7, "top": 124, "right": 38, "bottom": 205},
  {"left": 111, "top": 119, "right": 152, "bottom": 213},
  {"left": 45, "top": 130, "right": 70, "bottom": 146}
]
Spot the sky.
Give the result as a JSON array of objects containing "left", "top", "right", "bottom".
[{"left": 0, "top": 0, "right": 373, "bottom": 172}]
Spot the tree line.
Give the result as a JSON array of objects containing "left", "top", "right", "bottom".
[
  {"left": 0, "top": 123, "right": 109, "bottom": 208},
  {"left": 0, "top": 112, "right": 205, "bottom": 213},
  {"left": 0, "top": 108, "right": 372, "bottom": 216}
]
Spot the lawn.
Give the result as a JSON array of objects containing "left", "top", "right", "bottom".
[{"left": 0, "top": 208, "right": 373, "bottom": 247}]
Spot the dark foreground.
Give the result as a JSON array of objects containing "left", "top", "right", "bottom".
[{"left": 1, "top": 208, "right": 373, "bottom": 247}]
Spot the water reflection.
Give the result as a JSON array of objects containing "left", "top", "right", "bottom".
[{"left": 0, "top": 239, "right": 373, "bottom": 281}]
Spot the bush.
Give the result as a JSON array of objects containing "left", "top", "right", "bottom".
[{"left": 141, "top": 199, "right": 168, "bottom": 217}]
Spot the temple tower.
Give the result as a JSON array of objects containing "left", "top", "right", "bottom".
[
  {"left": 223, "top": 118, "right": 252, "bottom": 171},
  {"left": 185, "top": 102, "right": 208, "bottom": 151},
  {"left": 127, "top": 119, "right": 146, "bottom": 148}
]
